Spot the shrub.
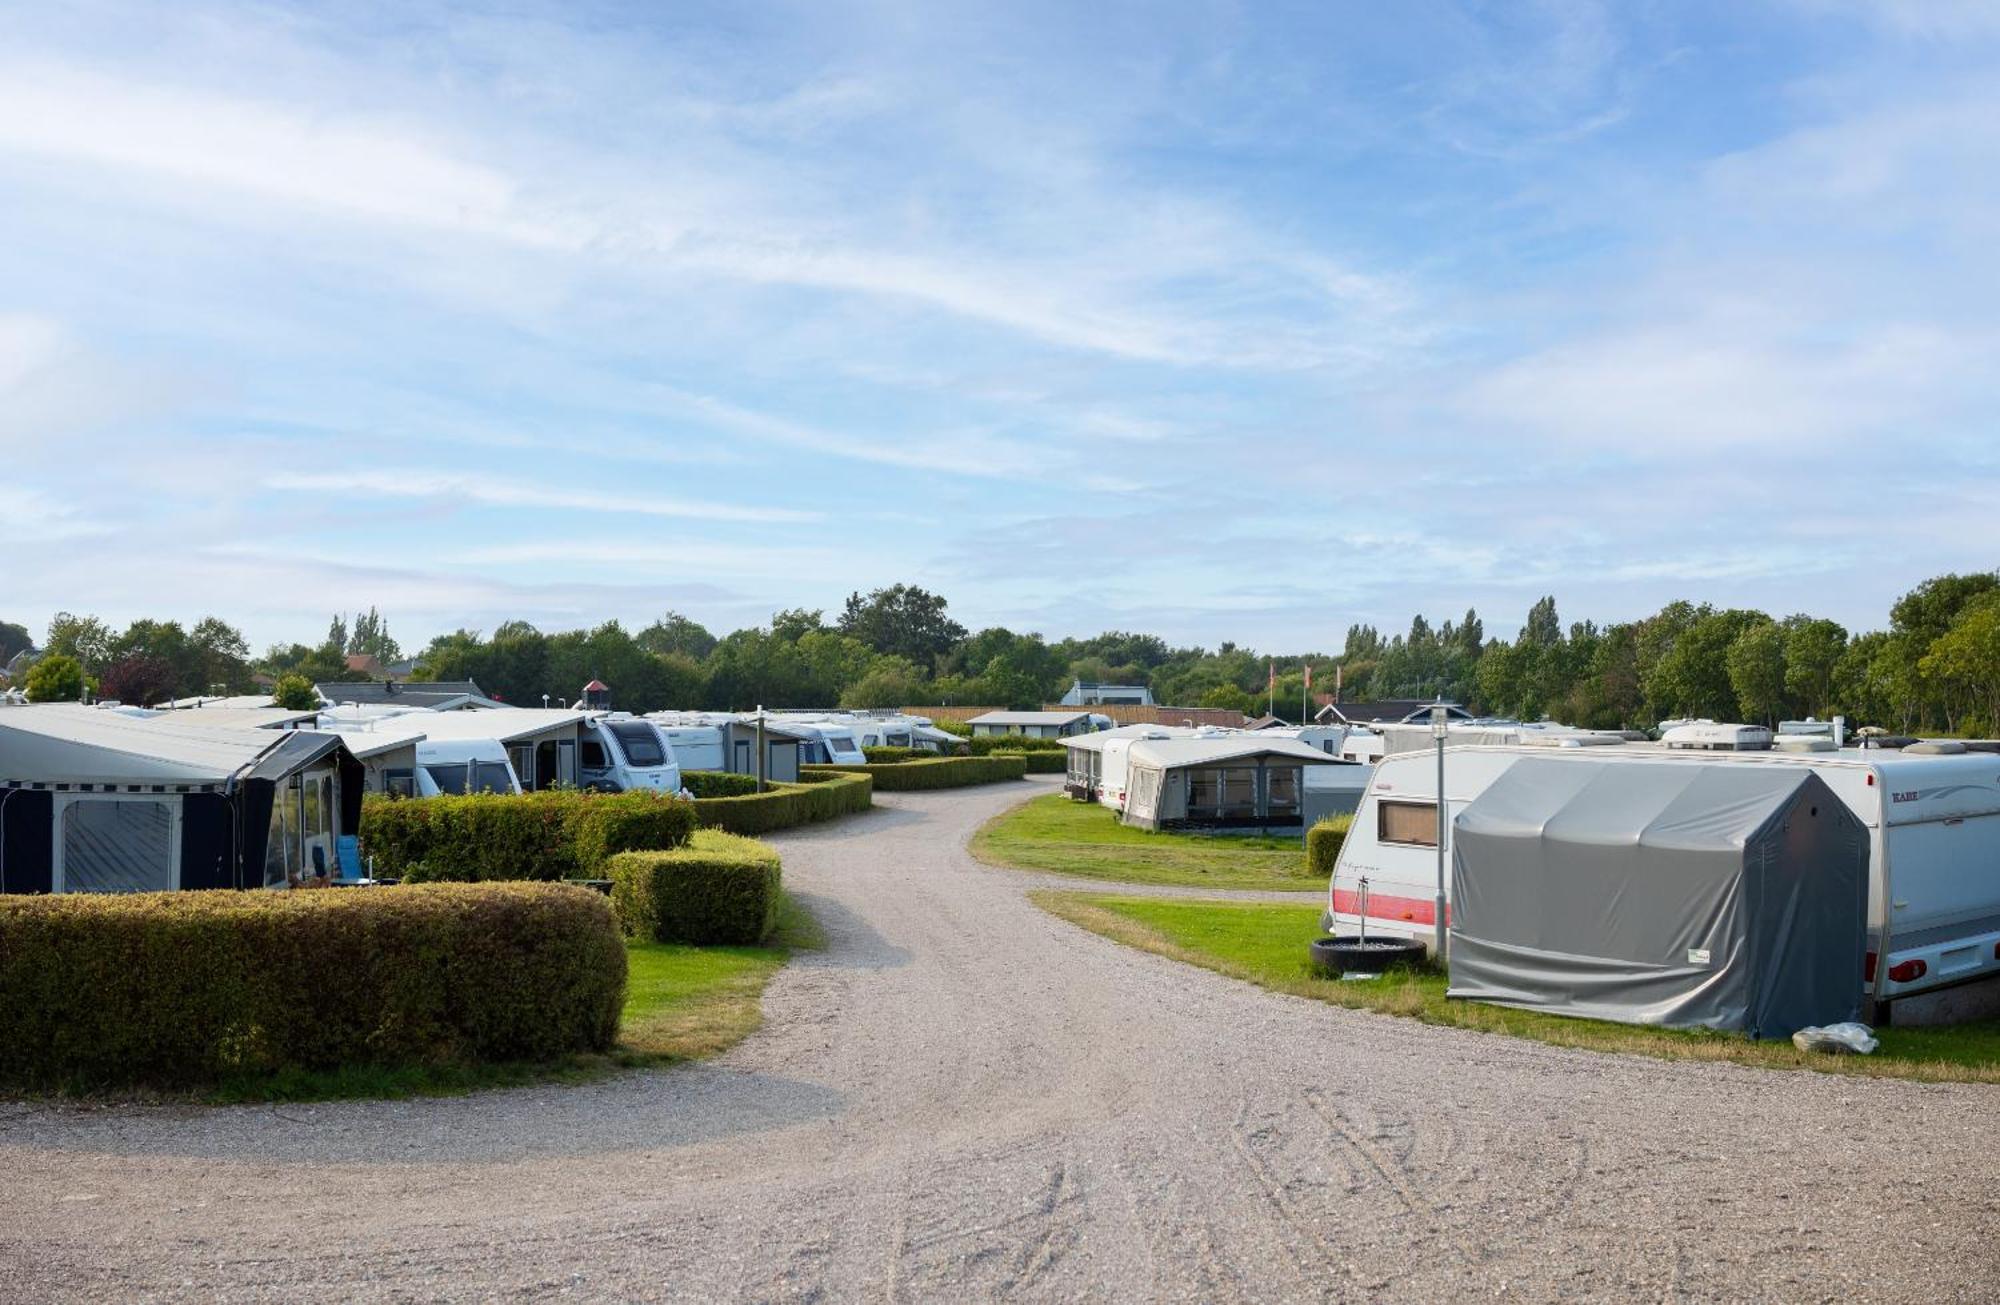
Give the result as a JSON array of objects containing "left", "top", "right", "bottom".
[
  {"left": 1306, "top": 814, "right": 1352, "bottom": 879},
  {"left": 998, "top": 750, "right": 1066, "bottom": 774},
  {"left": 689, "top": 770, "right": 873, "bottom": 835},
  {"left": 682, "top": 769, "right": 759, "bottom": 797},
  {"left": 965, "top": 733, "right": 1070, "bottom": 755},
  {"left": 803, "top": 755, "right": 1027, "bottom": 790},
  {"left": 361, "top": 790, "right": 695, "bottom": 882},
  {"left": 0, "top": 883, "right": 626, "bottom": 1088},
  {"left": 24, "top": 653, "right": 84, "bottom": 703},
  {"left": 271, "top": 672, "right": 319, "bottom": 711},
  {"left": 862, "top": 745, "right": 922, "bottom": 764},
  {"left": 610, "top": 831, "right": 782, "bottom": 945}
]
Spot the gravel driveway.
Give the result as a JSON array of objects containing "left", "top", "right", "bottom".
[{"left": 2, "top": 776, "right": 1994, "bottom": 1302}]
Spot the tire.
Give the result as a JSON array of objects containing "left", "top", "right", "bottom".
[{"left": 1309, "top": 935, "right": 1428, "bottom": 976}]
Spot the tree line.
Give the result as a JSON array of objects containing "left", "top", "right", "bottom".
[{"left": 6, "top": 574, "right": 1998, "bottom": 733}]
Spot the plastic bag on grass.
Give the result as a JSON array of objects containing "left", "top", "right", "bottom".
[{"left": 1791, "top": 1022, "right": 1879, "bottom": 1055}]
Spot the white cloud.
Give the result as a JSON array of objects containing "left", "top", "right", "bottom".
[{"left": 263, "top": 470, "right": 817, "bottom": 524}]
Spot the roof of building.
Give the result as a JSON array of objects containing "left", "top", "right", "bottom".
[
  {"left": 392, "top": 707, "right": 588, "bottom": 744},
  {"left": 0, "top": 704, "right": 345, "bottom": 786},
  {"left": 1063, "top": 724, "right": 1196, "bottom": 754},
  {"left": 314, "top": 680, "right": 503, "bottom": 710},
  {"left": 1243, "top": 714, "right": 1291, "bottom": 730},
  {"left": 148, "top": 705, "right": 321, "bottom": 730},
  {"left": 1314, "top": 699, "right": 1473, "bottom": 725},
  {"left": 1126, "top": 736, "right": 1354, "bottom": 769},
  {"left": 311, "top": 723, "right": 429, "bottom": 759},
  {"left": 968, "top": 710, "right": 1098, "bottom": 727}
]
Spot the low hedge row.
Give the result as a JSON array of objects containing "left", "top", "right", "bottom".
[
  {"left": 1306, "top": 814, "right": 1353, "bottom": 878},
  {"left": 861, "top": 745, "right": 925, "bottom": 764},
  {"left": 688, "top": 770, "right": 873, "bottom": 835},
  {"left": 1000, "top": 750, "right": 1066, "bottom": 774},
  {"left": 965, "top": 734, "right": 1070, "bottom": 755},
  {"left": 0, "top": 883, "right": 626, "bottom": 1087},
  {"left": 360, "top": 789, "right": 695, "bottom": 882},
  {"left": 682, "top": 769, "right": 759, "bottom": 797},
  {"left": 804, "top": 755, "right": 1027, "bottom": 790},
  {"left": 610, "top": 831, "right": 782, "bottom": 945}
]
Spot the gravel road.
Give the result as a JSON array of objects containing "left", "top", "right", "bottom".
[{"left": 3, "top": 777, "right": 1995, "bottom": 1302}]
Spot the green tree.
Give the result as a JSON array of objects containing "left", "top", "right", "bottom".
[
  {"left": 840, "top": 658, "right": 923, "bottom": 710},
  {"left": 0, "top": 620, "right": 31, "bottom": 662},
  {"left": 1920, "top": 594, "right": 2000, "bottom": 735},
  {"left": 44, "top": 612, "right": 112, "bottom": 672},
  {"left": 637, "top": 611, "right": 717, "bottom": 660},
  {"left": 1780, "top": 616, "right": 1846, "bottom": 719},
  {"left": 26, "top": 653, "right": 86, "bottom": 702},
  {"left": 1725, "top": 621, "right": 1788, "bottom": 725},
  {"left": 344, "top": 606, "right": 402, "bottom": 663},
  {"left": 190, "top": 617, "right": 253, "bottom": 694},
  {"left": 1644, "top": 607, "right": 1766, "bottom": 720},
  {"left": 271, "top": 673, "right": 320, "bottom": 711},
  {"left": 838, "top": 584, "right": 967, "bottom": 669}
]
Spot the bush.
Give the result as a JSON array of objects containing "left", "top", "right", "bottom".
[
  {"left": 965, "top": 733, "right": 1070, "bottom": 755},
  {"left": 682, "top": 769, "right": 759, "bottom": 797},
  {"left": 1306, "top": 814, "right": 1352, "bottom": 879},
  {"left": 999, "top": 750, "right": 1066, "bottom": 774},
  {"left": 361, "top": 790, "right": 695, "bottom": 882},
  {"left": 271, "top": 672, "right": 319, "bottom": 711},
  {"left": 610, "top": 831, "right": 782, "bottom": 945},
  {"left": 24, "top": 653, "right": 84, "bottom": 703},
  {"left": 862, "top": 745, "right": 923, "bottom": 764},
  {"left": 689, "top": 770, "right": 873, "bottom": 835},
  {"left": 804, "top": 755, "right": 1027, "bottom": 790},
  {"left": 0, "top": 883, "right": 626, "bottom": 1088}
]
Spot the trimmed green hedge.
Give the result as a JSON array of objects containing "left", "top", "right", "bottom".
[
  {"left": 965, "top": 734, "right": 1071, "bottom": 755},
  {"left": 689, "top": 770, "right": 873, "bottom": 835},
  {"left": 999, "top": 750, "right": 1066, "bottom": 774},
  {"left": 1307, "top": 814, "right": 1352, "bottom": 878},
  {"left": 0, "top": 883, "right": 626, "bottom": 1087},
  {"left": 360, "top": 790, "right": 696, "bottom": 883},
  {"left": 862, "top": 745, "right": 924, "bottom": 764},
  {"left": 610, "top": 831, "right": 782, "bottom": 945},
  {"left": 683, "top": 769, "right": 759, "bottom": 797},
  {"left": 805, "top": 754, "right": 1027, "bottom": 790}
]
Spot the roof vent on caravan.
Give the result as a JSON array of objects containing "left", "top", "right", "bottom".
[
  {"left": 1903, "top": 740, "right": 1968, "bottom": 755},
  {"left": 581, "top": 679, "right": 611, "bottom": 711},
  {"left": 1661, "top": 722, "right": 1774, "bottom": 751},
  {"left": 1774, "top": 737, "right": 1838, "bottom": 753}
]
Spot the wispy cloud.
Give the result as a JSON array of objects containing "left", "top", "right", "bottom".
[{"left": 264, "top": 471, "right": 817, "bottom": 524}]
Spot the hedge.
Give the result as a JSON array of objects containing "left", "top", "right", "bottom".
[
  {"left": 610, "top": 831, "right": 782, "bottom": 945},
  {"left": 999, "top": 750, "right": 1066, "bottom": 774},
  {"left": 360, "top": 790, "right": 696, "bottom": 883},
  {"left": 1306, "top": 814, "right": 1352, "bottom": 879},
  {"left": 804, "top": 754, "right": 1027, "bottom": 790},
  {"left": 965, "top": 734, "right": 1071, "bottom": 755},
  {"left": 0, "top": 883, "right": 626, "bottom": 1087},
  {"left": 861, "top": 745, "right": 924, "bottom": 764},
  {"left": 688, "top": 770, "right": 873, "bottom": 835},
  {"left": 683, "top": 769, "right": 759, "bottom": 797}
]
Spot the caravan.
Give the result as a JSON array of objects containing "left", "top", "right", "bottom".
[
  {"left": 1323, "top": 740, "right": 2000, "bottom": 1008},
  {"left": 580, "top": 715, "right": 682, "bottom": 793}
]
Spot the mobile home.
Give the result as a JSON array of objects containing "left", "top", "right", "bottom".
[{"left": 1120, "top": 736, "right": 1362, "bottom": 834}]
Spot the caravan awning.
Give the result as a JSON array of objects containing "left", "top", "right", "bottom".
[{"left": 0, "top": 705, "right": 340, "bottom": 788}]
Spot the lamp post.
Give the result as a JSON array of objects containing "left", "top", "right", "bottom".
[{"left": 1431, "top": 703, "right": 1449, "bottom": 963}]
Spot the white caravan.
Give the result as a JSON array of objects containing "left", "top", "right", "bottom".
[
  {"left": 790, "top": 722, "right": 867, "bottom": 765},
  {"left": 652, "top": 723, "right": 726, "bottom": 772},
  {"left": 580, "top": 715, "right": 682, "bottom": 793},
  {"left": 1323, "top": 742, "right": 2000, "bottom": 1007},
  {"left": 414, "top": 737, "right": 521, "bottom": 796}
]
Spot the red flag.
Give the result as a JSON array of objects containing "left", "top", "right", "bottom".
[{"left": 1304, "top": 664, "right": 1312, "bottom": 689}]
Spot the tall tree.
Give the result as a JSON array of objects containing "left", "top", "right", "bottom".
[
  {"left": 1725, "top": 622, "right": 1788, "bottom": 725},
  {"left": 44, "top": 612, "right": 112, "bottom": 672},
  {"left": 0, "top": 620, "right": 31, "bottom": 662},
  {"left": 838, "top": 584, "right": 967, "bottom": 669},
  {"left": 637, "top": 611, "right": 718, "bottom": 660}
]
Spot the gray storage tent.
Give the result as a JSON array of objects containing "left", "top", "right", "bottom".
[{"left": 1446, "top": 758, "right": 1868, "bottom": 1039}]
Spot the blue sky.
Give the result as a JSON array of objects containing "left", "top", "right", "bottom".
[{"left": 2, "top": 0, "right": 1996, "bottom": 653}]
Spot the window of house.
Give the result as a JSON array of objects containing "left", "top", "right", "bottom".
[{"left": 1378, "top": 800, "right": 1439, "bottom": 847}]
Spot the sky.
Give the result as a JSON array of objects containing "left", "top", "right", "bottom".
[{"left": 2, "top": 0, "right": 1997, "bottom": 655}]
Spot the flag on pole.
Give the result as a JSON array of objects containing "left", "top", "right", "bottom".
[
  {"left": 1304, "top": 664, "right": 1312, "bottom": 689},
  {"left": 1268, "top": 660, "right": 1275, "bottom": 689}
]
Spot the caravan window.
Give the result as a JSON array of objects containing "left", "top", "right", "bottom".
[
  {"left": 425, "top": 763, "right": 469, "bottom": 795},
  {"left": 265, "top": 780, "right": 302, "bottom": 886},
  {"left": 1268, "top": 767, "right": 1300, "bottom": 812},
  {"left": 471, "top": 762, "right": 514, "bottom": 794},
  {"left": 1378, "top": 800, "right": 1438, "bottom": 847},
  {"left": 59, "top": 797, "right": 177, "bottom": 893},
  {"left": 606, "top": 722, "right": 665, "bottom": 768},
  {"left": 581, "top": 739, "right": 608, "bottom": 769},
  {"left": 384, "top": 768, "right": 416, "bottom": 798}
]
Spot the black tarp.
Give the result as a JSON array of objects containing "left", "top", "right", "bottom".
[{"left": 1446, "top": 758, "right": 1868, "bottom": 1039}]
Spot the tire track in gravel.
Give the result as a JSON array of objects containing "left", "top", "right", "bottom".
[{"left": 2, "top": 777, "right": 1997, "bottom": 1302}]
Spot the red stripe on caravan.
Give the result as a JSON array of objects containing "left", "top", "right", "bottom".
[{"left": 1331, "top": 888, "right": 1446, "bottom": 928}]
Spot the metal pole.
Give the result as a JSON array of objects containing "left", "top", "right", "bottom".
[
  {"left": 1431, "top": 704, "right": 1449, "bottom": 964},
  {"left": 755, "top": 705, "right": 767, "bottom": 794}
]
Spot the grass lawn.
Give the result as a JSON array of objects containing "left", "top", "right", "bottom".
[
  {"left": 1034, "top": 891, "right": 2000, "bottom": 1085},
  {"left": 971, "top": 793, "right": 1318, "bottom": 892},
  {"left": 209, "top": 896, "right": 822, "bottom": 1103}
]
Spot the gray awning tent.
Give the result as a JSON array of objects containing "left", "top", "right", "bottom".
[{"left": 1446, "top": 758, "right": 1868, "bottom": 1039}]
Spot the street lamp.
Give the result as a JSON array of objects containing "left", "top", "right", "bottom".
[{"left": 1431, "top": 703, "right": 1450, "bottom": 964}]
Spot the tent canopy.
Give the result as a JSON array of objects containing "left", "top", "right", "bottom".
[
  {"left": 1447, "top": 758, "right": 1868, "bottom": 1038},
  {"left": 0, "top": 705, "right": 338, "bottom": 787}
]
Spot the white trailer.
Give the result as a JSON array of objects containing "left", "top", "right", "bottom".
[
  {"left": 414, "top": 737, "right": 521, "bottom": 796},
  {"left": 1322, "top": 742, "right": 2000, "bottom": 1007}
]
